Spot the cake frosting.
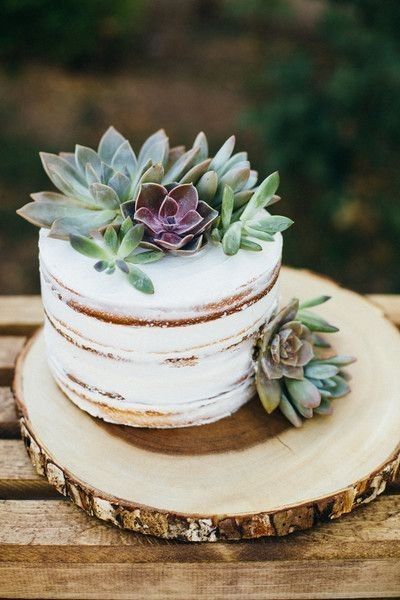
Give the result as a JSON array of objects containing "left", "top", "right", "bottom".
[{"left": 39, "top": 224, "right": 282, "bottom": 427}]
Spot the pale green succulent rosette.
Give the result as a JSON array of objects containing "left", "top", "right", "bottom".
[
  {"left": 255, "top": 296, "right": 356, "bottom": 427},
  {"left": 17, "top": 126, "right": 295, "bottom": 294}
]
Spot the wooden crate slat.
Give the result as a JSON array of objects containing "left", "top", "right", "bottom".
[
  {"left": 1, "top": 558, "right": 399, "bottom": 600},
  {"left": 0, "top": 387, "right": 19, "bottom": 437},
  {"left": 0, "top": 496, "right": 399, "bottom": 559},
  {"left": 0, "top": 296, "right": 43, "bottom": 335},
  {"left": 0, "top": 337, "right": 26, "bottom": 385},
  {"left": 0, "top": 440, "right": 58, "bottom": 499}
]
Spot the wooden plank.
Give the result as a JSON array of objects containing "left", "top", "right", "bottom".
[
  {"left": 0, "top": 440, "right": 58, "bottom": 499},
  {"left": 0, "top": 498, "right": 399, "bottom": 599},
  {"left": 0, "top": 387, "right": 19, "bottom": 437},
  {"left": 1, "top": 559, "right": 399, "bottom": 600},
  {"left": 368, "top": 294, "right": 400, "bottom": 326},
  {"left": 0, "top": 337, "right": 26, "bottom": 385},
  {"left": 1, "top": 496, "right": 399, "bottom": 560},
  {"left": 0, "top": 295, "right": 43, "bottom": 335}
]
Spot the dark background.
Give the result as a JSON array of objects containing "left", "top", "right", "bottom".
[{"left": 0, "top": 0, "right": 399, "bottom": 294}]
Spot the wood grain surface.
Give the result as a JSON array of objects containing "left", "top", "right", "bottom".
[{"left": 1, "top": 271, "right": 400, "bottom": 599}]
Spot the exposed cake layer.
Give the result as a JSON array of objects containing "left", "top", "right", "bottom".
[{"left": 39, "top": 225, "right": 282, "bottom": 427}]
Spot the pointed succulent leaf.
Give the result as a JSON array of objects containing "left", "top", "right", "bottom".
[
  {"left": 127, "top": 265, "right": 154, "bottom": 294},
  {"left": 297, "top": 310, "right": 339, "bottom": 333},
  {"left": 222, "top": 221, "right": 242, "bottom": 255},
  {"left": 240, "top": 171, "right": 280, "bottom": 221},
  {"left": 248, "top": 215, "right": 294, "bottom": 234},
  {"left": 196, "top": 171, "right": 218, "bottom": 204},
  {"left": 108, "top": 171, "right": 131, "bottom": 202},
  {"left": 85, "top": 163, "right": 101, "bottom": 186},
  {"left": 305, "top": 363, "right": 339, "bottom": 380},
  {"left": 89, "top": 183, "right": 120, "bottom": 209},
  {"left": 59, "top": 152, "right": 76, "bottom": 168},
  {"left": 118, "top": 224, "right": 144, "bottom": 258},
  {"left": 111, "top": 140, "right": 137, "bottom": 175},
  {"left": 48, "top": 210, "right": 116, "bottom": 239},
  {"left": 256, "top": 366, "right": 281, "bottom": 414},
  {"left": 163, "top": 147, "right": 199, "bottom": 183},
  {"left": 218, "top": 152, "right": 248, "bottom": 176},
  {"left": 120, "top": 216, "right": 133, "bottom": 238},
  {"left": 138, "top": 129, "right": 168, "bottom": 166},
  {"left": 166, "top": 145, "right": 185, "bottom": 169},
  {"left": 125, "top": 250, "right": 164, "bottom": 264},
  {"left": 209, "top": 136, "right": 235, "bottom": 172},
  {"left": 69, "top": 234, "right": 110, "bottom": 260},
  {"left": 220, "top": 166, "right": 251, "bottom": 192},
  {"left": 221, "top": 185, "right": 234, "bottom": 231},
  {"left": 75, "top": 145, "right": 102, "bottom": 176},
  {"left": 104, "top": 225, "right": 118, "bottom": 254},
  {"left": 285, "top": 377, "right": 321, "bottom": 409},
  {"left": 193, "top": 131, "right": 208, "bottom": 161},
  {"left": 16, "top": 201, "right": 91, "bottom": 229},
  {"left": 40, "top": 153, "right": 89, "bottom": 198},
  {"left": 137, "top": 163, "right": 164, "bottom": 189},
  {"left": 312, "top": 355, "right": 356, "bottom": 367},
  {"left": 244, "top": 226, "right": 275, "bottom": 242},
  {"left": 233, "top": 190, "right": 253, "bottom": 209},
  {"left": 240, "top": 238, "right": 262, "bottom": 251},
  {"left": 279, "top": 393, "right": 303, "bottom": 427},
  {"left": 98, "top": 126, "right": 126, "bottom": 164},
  {"left": 242, "top": 169, "right": 258, "bottom": 190},
  {"left": 299, "top": 296, "right": 331, "bottom": 309},
  {"left": 30, "top": 191, "right": 79, "bottom": 204},
  {"left": 179, "top": 159, "right": 211, "bottom": 184}
]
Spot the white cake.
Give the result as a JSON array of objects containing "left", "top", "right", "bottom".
[{"left": 39, "top": 226, "right": 282, "bottom": 428}]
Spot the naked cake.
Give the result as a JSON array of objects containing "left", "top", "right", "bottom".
[{"left": 18, "top": 127, "right": 292, "bottom": 427}]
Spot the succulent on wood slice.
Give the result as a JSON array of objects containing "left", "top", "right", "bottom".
[{"left": 255, "top": 295, "right": 355, "bottom": 427}]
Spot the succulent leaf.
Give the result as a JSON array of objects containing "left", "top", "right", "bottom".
[
  {"left": 222, "top": 221, "right": 242, "bottom": 255},
  {"left": 240, "top": 238, "right": 262, "bottom": 251},
  {"left": 256, "top": 366, "right": 281, "bottom": 413},
  {"left": 104, "top": 225, "right": 118, "bottom": 253},
  {"left": 69, "top": 235, "right": 110, "bottom": 260},
  {"left": 98, "top": 126, "right": 126, "bottom": 164},
  {"left": 209, "top": 136, "right": 235, "bottom": 172},
  {"left": 279, "top": 392, "right": 303, "bottom": 427},
  {"left": 125, "top": 250, "right": 164, "bottom": 264},
  {"left": 196, "top": 171, "right": 218, "bottom": 204},
  {"left": 299, "top": 296, "right": 331, "bottom": 309},
  {"left": 118, "top": 224, "right": 144, "bottom": 258},
  {"left": 127, "top": 265, "right": 154, "bottom": 294},
  {"left": 240, "top": 171, "right": 280, "bottom": 221},
  {"left": 221, "top": 185, "right": 234, "bottom": 232},
  {"left": 89, "top": 183, "right": 120, "bottom": 209},
  {"left": 297, "top": 310, "right": 339, "bottom": 333}
]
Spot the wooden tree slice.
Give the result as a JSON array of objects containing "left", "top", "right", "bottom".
[{"left": 13, "top": 267, "right": 400, "bottom": 541}]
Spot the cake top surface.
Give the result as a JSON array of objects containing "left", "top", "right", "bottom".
[{"left": 39, "top": 227, "right": 282, "bottom": 316}]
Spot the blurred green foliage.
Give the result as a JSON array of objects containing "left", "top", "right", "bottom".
[
  {"left": 228, "top": 0, "right": 400, "bottom": 291},
  {"left": 0, "top": 0, "right": 147, "bottom": 68}
]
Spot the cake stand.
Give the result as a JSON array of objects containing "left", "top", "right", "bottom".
[{"left": 13, "top": 268, "right": 400, "bottom": 541}]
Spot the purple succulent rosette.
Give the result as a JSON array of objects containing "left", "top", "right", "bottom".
[{"left": 125, "top": 183, "right": 218, "bottom": 255}]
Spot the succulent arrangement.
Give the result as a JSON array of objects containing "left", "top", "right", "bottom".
[
  {"left": 17, "top": 126, "right": 293, "bottom": 293},
  {"left": 255, "top": 296, "right": 355, "bottom": 427}
]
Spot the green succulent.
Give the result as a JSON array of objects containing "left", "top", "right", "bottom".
[
  {"left": 255, "top": 295, "right": 355, "bottom": 427},
  {"left": 17, "top": 127, "right": 260, "bottom": 239},
  {"left": 69, "top": 217, "right": 163, "bottom": 294},
  {"left": 211, "top": 172, "right": 293, "bottom": 255}
]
